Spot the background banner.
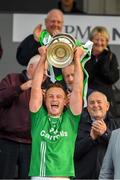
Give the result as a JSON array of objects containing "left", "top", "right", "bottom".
[{"left": 13, "top": 14, "right": 120, "bottom": 44}]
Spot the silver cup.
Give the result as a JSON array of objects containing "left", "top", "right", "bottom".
[{"left": 47, "top": 33, "right": 76, "bottom": 68}]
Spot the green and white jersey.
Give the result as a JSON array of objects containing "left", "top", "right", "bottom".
[{"left": 29, "top": 106, "right": 81, "bottom": 177}]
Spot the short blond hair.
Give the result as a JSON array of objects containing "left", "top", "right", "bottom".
[{"left": 89, "top": 26, "right": 110, "bottom": 42}]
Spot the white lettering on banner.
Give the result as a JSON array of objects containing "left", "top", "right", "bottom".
[
  {"left": 40, "top": 130, "right": 68, "bottom": 141},
  {"left": 13, "top": 14, "right": 120, "bottom": 44}
]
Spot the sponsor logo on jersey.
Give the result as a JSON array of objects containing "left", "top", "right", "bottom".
[{"left": 40, "top": 130, "right": 68, "bottom": 141}]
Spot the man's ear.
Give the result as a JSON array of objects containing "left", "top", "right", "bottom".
[
  {"left": 42, "top": 89, "right": 46, "bottom": 97},
  {"left": 42, "top": 89, "right": 47, "bottom": 102},
  {"left": 107, "top": 101, "right": 110, "bottom": 111},
  {"left": 45, "top": 18, "right": 47, "bottom": 26},
  {"left": 29, "top": 64, "right": 34, "bottom": 70},
  {"left": 64, "top": 94, "right": 70, "bottom": 107}
]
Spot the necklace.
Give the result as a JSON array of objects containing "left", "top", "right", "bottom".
[{"left": 48, "top": 115, "right": 62, "bottom": 135}]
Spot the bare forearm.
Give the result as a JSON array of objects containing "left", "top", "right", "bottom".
[
  {"left": 29, "top": 46, "right": 47, "bottom": 112},
  {"left": 69, "top": 47, "right": 84, "bottom": 114},
  {"left": 32, "top": 58, "right": 45, "bottom": 89},
  {"left": 73, "top": 58, "right": 83, "bottom": 94},
  {"left": 32, "top": 47, "right": 47, "bottom": 89},
  {"left": 73, "top": 47, "right": 84, "bottom": 93}
]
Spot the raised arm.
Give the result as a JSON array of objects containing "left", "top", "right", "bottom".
[
  {"left": 29, "top": 46, "right": 47, "bottom": 112},
  {"left": 69, "top": 47, "right": 84, "bottom": 115}
]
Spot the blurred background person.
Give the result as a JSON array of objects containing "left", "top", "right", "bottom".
[
  {"left": 85, "top": 26, "right": 119, "bottom": 115},
  {"left": 0, "top": 54, "right": 46, "bottom": 179},
  {"left": 58, "top": 0, "right": 85, "bottom": 14},
  {"left": 62, "top": 62, "right": 75, "bottom": 92}
]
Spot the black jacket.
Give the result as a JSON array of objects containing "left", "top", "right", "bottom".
[
  {"left": 85, "top": 49, "right": 119, "bottom": 103},
  {"left": 74, "top": 109, "right": 118, "bottom": 179},
  {"left": 16, "top": 34, "right": 40, "bottom": 66}
]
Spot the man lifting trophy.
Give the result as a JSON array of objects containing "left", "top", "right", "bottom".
[{"left": 39, "top": 30, "right": 93, "bottom": 108}]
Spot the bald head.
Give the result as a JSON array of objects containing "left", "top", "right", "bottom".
[
  {"left": 45, "top": 9, "right": 64, "bottom": 36},
  {"left": 87, "top": 91, "right": 110, "bottom": 120},
  {"left": 88, "top": 91, "right": 108, "bottom": 104},
  {"left": 47, "top": 9, "right": 64, "bottom": 20}
]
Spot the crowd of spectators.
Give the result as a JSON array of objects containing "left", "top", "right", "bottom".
[{"left": 0, "top": 3, "right": 120, "bottom": 179}]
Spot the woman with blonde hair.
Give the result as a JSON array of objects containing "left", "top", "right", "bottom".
[{"left": 85, "top": 26, "right": 119, "bottom": 114}]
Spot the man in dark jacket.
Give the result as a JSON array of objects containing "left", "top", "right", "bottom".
[
  {"left": 0, "top": 54, "right": 45, "bottom": 179},
  {"left": 74, "top": 91, "right": 117, "bottom": 179},
  {"left": 16, "top": 9, "right": 64, "bottom": 67}
]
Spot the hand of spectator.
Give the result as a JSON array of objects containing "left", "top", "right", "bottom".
[
  {"left": 38, "top": 46, "right": 47, "bottom": 57},
  {"left": 90, "top": 119, "right": 107, "bottom": 139},
  {"left": 20, "top": 80, "right": 32, "bottom": 91},
  {"left": 42, "top": 89, "right": 46, "bottom": 97},
  {"left": 33, "top": 24, "right": 42, "bottom": 42}
]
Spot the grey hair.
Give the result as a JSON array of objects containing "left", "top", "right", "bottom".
[
  {"left": 27, "top": 54, "right": 40, "bottom": 71},
  {"left": 88, "top": 91, "right": 108, "bottom": 103},
  {"left": 46, "top": 9, "right": 64, "bottom": 20}
]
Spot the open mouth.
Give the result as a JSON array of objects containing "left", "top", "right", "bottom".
[{"left": 51, "top": 104, "right": 59, "bottom": 110}]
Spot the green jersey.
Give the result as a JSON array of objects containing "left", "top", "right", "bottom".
[{"left": 29, "top": 106, "right": 81, "bottom": 177}]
